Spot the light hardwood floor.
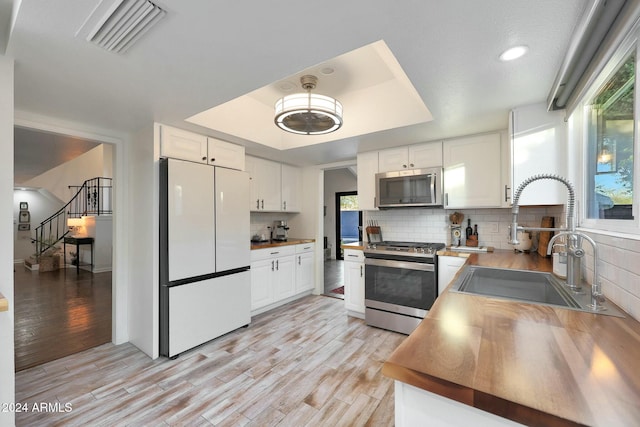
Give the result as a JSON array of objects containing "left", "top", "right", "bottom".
[{"left": 16, "top": 295, "right": 405, "bottom": 426}]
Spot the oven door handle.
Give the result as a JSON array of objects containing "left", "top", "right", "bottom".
[{"left": 365, "top": 258, "right": 435, "bottom": 272}]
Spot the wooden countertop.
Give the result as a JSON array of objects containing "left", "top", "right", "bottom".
[
  {"left": 250, "top": 238, "right": 315, "bottom": 250},
  {"left": 0, "top": 292, "right": 7, "bottom": 312},
  {"left": 382, "top": 249, "right": 640, "bottom": 426},
  {"left": 341, "top": 241, "right": 365, "bottom": 251}
]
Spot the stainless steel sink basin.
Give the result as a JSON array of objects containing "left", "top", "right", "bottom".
[{"left": 450, "top": 265, "right": 624, "bottom": 316}]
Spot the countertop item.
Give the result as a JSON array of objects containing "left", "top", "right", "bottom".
[
  {"left": 250, "top": 238, "right": 315, "bottom": 250},
  {"left": 382, "top": 250, "right": 640, "bottom": 426},
  {"left": 0, "top": 292, "right": 7, "bottom": 312}
]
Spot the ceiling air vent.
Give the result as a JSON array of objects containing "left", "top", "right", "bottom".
[{"left": 85, "top": 0, "right": 166, "bottom": 54}]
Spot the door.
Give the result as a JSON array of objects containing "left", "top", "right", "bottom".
[
  {"left": 167, "top": 159, "right": 216, "bottom": 281},
  {"left": 335, "top": 191, "right": 362, "bottom": 260},
  {"left": 215, "top": 167, "right": 250, "bottom": 272}
]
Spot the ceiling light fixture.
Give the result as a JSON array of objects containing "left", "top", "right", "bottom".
[
  {"left": 274, "top": 75, "right": 343, "bottom": 135},
  {"left": 499, "top": 45, "right": 529, "bottom": 61}
]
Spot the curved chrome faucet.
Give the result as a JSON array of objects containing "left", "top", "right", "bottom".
[{"left": 508, "top": 174, "right": 606, "bottom": 312}]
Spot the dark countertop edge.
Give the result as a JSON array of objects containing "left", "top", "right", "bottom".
[{"left": 250, "top": 238, "right": 315, "bottom": 250}]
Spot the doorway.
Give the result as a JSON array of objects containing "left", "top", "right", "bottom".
[
  {"left": 13, "top": 127, "right": 114, "bottom": 371},
  {"left": 334, "top": 191, "right": 362, "bottom": 260}
]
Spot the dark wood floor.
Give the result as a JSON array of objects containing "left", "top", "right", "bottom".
[
  {"left": 13, "top": 265, "right": 112, "bottom": 371},
  {"left": 323, "top": 260, "right": 344, "bottom": 299},
  {"left": 16, "top": 295, "right": 403, "bottom": 426}
]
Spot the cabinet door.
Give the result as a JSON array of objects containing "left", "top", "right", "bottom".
[
  {"left": 160, "top": 126, "right": 208, "bottom": 163},
  {"left": 443, "top": 133, "right": 502, "bottom": 208},
  {"left": 281, "top": 164, "right": 302, "bottom": 212},
  {"left": 510, "top": 104, "right": 567, "bottom": 205},
  {"left": 357, "top": 151, "right": 379, "bottom": 210},
  {"left": 207, "top": 137, "right": 245, "bottom": 170},
  {"left": 378, "top": 147, "right": 409, "bottom": 172},
  {"left": 344, "top": 260, "right": 365, "bottom": 317},
  {"left": 295, "top": 251, "right": 314, "bottom": 293},
  {"left": 273, "top": 255, "right": 295, "bottom": 300},
  {"left": 409, "top": 141, "right": 443, "bottom": 169},
  {"left": 251, "top": 258, "right": 274, "bottom": 310},
  {"left": 246, "top": 156, "right": 282, "bottom": 211},
  {"left": 437, "top": 256, "right": 466, "bottom": 295}
]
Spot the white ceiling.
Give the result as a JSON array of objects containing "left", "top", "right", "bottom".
[{"left": 6, "top": 0, "right": 587, "bottom": 167}]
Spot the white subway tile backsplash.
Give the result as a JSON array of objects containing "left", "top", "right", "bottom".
[{"left": 366, "top": 206, "right": 563, "bottom": 249}]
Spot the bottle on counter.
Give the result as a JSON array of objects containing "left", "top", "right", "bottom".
[
  {"left": 473, "top": 224, "right": 478, "bottom": 238},
  {"left": 465, "top": 219, "right": 473, "bottom": 240}
]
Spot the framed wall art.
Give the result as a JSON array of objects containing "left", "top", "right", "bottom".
[
  {"left": 20, "top": 202, "right": 28, "bottom": 210},
  {"left": 19, "top": 211, "right": 30, "bottom": 223},
  {"left": 18, "top": 224, "right": 30, "bottom": 231}
]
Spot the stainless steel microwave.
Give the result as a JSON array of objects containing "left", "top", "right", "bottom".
[{"left": 375, "top": 167, "right": 443, "bottom": 208}]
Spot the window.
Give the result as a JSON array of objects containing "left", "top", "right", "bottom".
[{"left": 584, "top": 50, "right": 635, "bottom": 221}]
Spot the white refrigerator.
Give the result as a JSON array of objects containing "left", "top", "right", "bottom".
[{"left": 159, "top": 158, "right": 250, "bottom": 358}]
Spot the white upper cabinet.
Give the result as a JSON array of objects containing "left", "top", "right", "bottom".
[
  {"left": 159, "top": 125, "right": 244, "bottom": 170},
  {"left": 246, "top": 156, "right": 302, "bottom": 212},
  {"left": 160, "top": 126, "right": 208, "bottom": 164},
  {"left": 281, "top": 164, "right": 302, "bottom": 212},
  {"left": 357, "top": 151, "right": 379, "bottom": 211},
  {"left": 207, "top": 137, "right": 245, "bottom": 170},
  {"left": 378, "top": 141, "right": 443, "bottom": 172},
  {"left": 443, "top": 133, "right": 502, "bottom": 208},
  {"left": 246, "top": 156, "right": 281, "bottom": 211},
  {"left": 509, "top": 103, "right": 567, "bottom": 205}
]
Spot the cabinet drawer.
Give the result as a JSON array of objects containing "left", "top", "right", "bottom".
[
  {"left": 296, "top": 243, "right": 315, "bottom": 254},
  {"left": 251, "top": 244, "right": 296, "bottom": 261},
  {"left": 343, "top": 249, "right": 364, "bottom": 262}
]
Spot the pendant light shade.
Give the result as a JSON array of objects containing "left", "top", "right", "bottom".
[{"left": 275, "top": 75, "right": 343, "bottom": 135}]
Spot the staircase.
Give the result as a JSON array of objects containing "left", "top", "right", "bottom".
[{"left": 32, "top": 177, "right": 113, "bottom": 262}]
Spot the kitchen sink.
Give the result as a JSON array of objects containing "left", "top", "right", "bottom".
[{"left": 450, "top": 265, "right": 624, "bottom": 316}]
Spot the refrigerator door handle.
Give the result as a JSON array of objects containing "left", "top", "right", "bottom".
[
  {"left": 271, "top": 260, "right": 274, "bottom": 271},
  {"left": 276, "top": 259, "right": 279, "bottom": 270}
]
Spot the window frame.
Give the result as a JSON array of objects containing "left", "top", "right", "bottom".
[{"left": 577, "top": 29, "right": 640, "bottom": 235}]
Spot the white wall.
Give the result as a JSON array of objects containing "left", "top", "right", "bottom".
[
  {"left": 128, "top": 124, "right": 157, "bottom": 358},
  {"left": 288, "top": 167, "right": 323, "bottom": 295},
  {"left": 581, "top": 232, "right": 640, "bottom": 320},
  {"left": 23, "top": 144, "right": 111, "bottom": 202},
  {"left": 0, "top": 54, "right": 15, "bottom": 427},
  {"left": 324, "top": 168, "right": 357, "bottom": 258},
  {"left": 13, "top": 188, "right": 64, "bottom": 262}
]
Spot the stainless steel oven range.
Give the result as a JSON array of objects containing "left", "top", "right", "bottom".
[{"left": 364, "top": 241, "right": 445, "bottom": 335}]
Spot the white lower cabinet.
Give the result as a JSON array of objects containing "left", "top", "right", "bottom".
[
  {"left": 343, "top": 248, "right": 365, "bottom": 318},
  {"left": 438, "top": 256, "right": 467, "bottom": 295},
  {"left": 251, "top": 243, "right": 315, "bottom": 315},
  {"left": 295, "top": 243, "right": 315, "bottom": 293},
  {"left": 395, "top": 381, "right": 524, "bottom": 427}
]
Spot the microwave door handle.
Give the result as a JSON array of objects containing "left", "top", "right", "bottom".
[{"left": 431, "top": 174, "right": 436, "bottom": 203}]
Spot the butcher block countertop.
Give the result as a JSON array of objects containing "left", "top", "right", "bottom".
[
  {"left": 382, "top": 250, "right": 640, "bottom": 426},
  {"left": 0, "top": 292, "right": 7, "bottom": 312},
  {"left": 250, "top": 238, "right": 315, "bottom": 250},
  {"left": 341, "top": 241, "right": 365, "bottom": 251}
]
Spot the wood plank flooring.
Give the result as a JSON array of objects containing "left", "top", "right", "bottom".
[
  {"left": 14, "top": 265, "right": 112, "bottom": 371},
  {"left": 15, "top": 295, "right": 405, "bottom": 426}
]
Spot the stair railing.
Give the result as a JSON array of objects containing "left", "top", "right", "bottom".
[{"left": 33, "top": 177, "right": 113, "bottom": 259}]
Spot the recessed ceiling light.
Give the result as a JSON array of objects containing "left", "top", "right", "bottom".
[
  {"left": 499, "top": 45, "right": 528, "bottom": 61},
  {"left": 320, "top": 67, "right": 335, "bottom": 75}
]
